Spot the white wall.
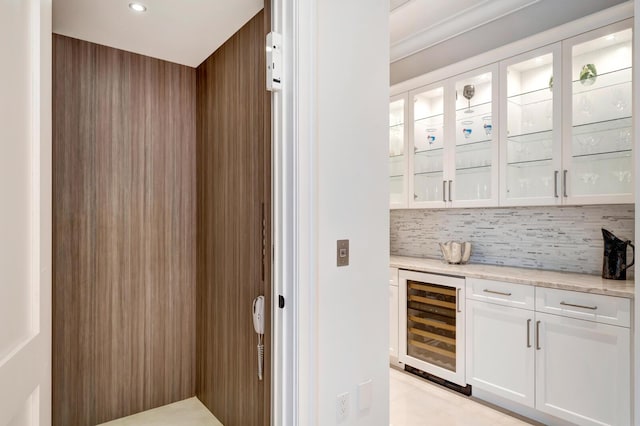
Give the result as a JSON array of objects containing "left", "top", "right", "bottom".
[{"left": 314, "top": 0, "right": 390, "bottom": 424}]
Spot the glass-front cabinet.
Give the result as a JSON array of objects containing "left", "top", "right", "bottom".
[
  {"left": 563, "top": 20, "right": 633, "bottom": 204},
  {"left": 391, "top": 18, "right": 634, "bottom": 209},
  {"left": 411, "top": 84, "right": 446, "bottom": 207},
  {"left": 501, "top": 45, "right": 562, "bottom": 206},
  {"left": 452, "top": 66, "right": 499, "bottom": 206},
  {"left": 389, "top": 94, "right": 408, "bottom": 208},
  {"left": 409, "top": 66, "right": 499, "bottom": 208}
]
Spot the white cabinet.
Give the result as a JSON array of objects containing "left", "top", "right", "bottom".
[
  {"left": 500, "top": 19, "right": 633, "bottom": 207},
  {"left": 562, "top": 20, "right": 633, "bottom": 204},
  {"left": 389, "top": 267, "right": 402, "bottom": 366},
  {"left": 409, "top": 65, "right": 499, "bottom": 208},
  {"left": 535, "top": 312, "right": 630, "bottom": 426},
  {"left": 389, "top": 95, "right": 408, "bottom": 209},
  {"left": 391, "top": 18, "right": 634, "bottom": 209},
  {"left": 500, "top": 44, "right": 562, "bottom": 206},
  {"left": 466, "top": 279, "right": 632, "bottom": 426},
  {"left": 466, "top": 300, "right": 535, "bottom": 407}
]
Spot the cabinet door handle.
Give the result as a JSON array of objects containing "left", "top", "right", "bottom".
[
  {"left": 560, "top": 301, "right": 597, "bottom": 310},
  {"left": 563, "top": 170, "right": 568, "bottom": 197},
  {"left": 536, "top": 320, "right": 541, "bottom": 350},
  {"left": 483, "top": 289, "right": 512, "bottom": 296},
  {"left": 527, "top": 319, "right": 532, "bottom": 348},
  {"left": 554, "top": 171, "right": 559, "bottom": 198},
  {"left": 443, "top": 180, "right": 447, "bottom": 202},
  {"left": 448, "top": 180, "right": 453, "bottom": 202},
  {"left": 456, "top": 288, "right": 461, "bottom": 313}
]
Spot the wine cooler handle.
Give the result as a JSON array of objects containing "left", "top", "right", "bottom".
[{"left": 456, "top": 288, "right": 461, "bottom": 313}]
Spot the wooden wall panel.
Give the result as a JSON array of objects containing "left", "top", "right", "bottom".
[
  {"left": 196, "top": 8, "right": 272, "bottom": 426},
  {"left": 52, "top": 35, "right": 196, "bottom": 426}
]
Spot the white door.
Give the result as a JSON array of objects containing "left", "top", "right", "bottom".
[
  {"left": 535, "top": 312, "right": 631, "bottom": 426},
  {"left": 466, "top": 300, "right": 535, "bottom": 407},
  {"left": 0, "top": 0, "right": 52, "bottom": 425}
]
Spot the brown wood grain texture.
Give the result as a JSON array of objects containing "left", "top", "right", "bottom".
[
  {"left": 196, "top": 8, "right": 272, "bottom": 426},
  {"left": 52, "top": 34, "right": 197, "bottom": 426}
]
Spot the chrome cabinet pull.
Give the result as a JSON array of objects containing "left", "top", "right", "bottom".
[
  {"left": 527, "top": 319, "right": 532, "bottom": 348},
  {"left": 560, "top": 301, "right": 597, "bottom": 310},
  {"left": 448, "top": 180, "right": 453, "bottom": 202},
  {"left": 456, "top": 288, "right": 461, "bottom": 313},
  {"left": 554, "top": 171, "right": 559, "bottom": 198},
  {"left": 536, "top": 321, "right": 541, "bottom": 350},
  {"left": 563, "top": 170, "right": 568, "bottom": 197},
  {"left": 443, "top": 180, "right": 447, "bottom": 202},
  {"left": 483, "top": 289, "right": 512, "bottom": 297}
]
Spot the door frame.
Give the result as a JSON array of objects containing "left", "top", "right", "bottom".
[{"left": 271, "top": 0, "right": 318, "bottom": 425}]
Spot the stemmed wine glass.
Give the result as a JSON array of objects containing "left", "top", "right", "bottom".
[{"left": 463, "top": 84, "right": 475, "bottom": 113}]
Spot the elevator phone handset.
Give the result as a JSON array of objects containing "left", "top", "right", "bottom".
[
  {"left": 253, "top": 296, "right": 265, "bottom": 380},
  {"left": 253, "top": 295, "right": 265, "bottom": 335}
]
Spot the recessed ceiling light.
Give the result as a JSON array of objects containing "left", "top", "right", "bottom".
[{"left": 129, "top": 3, "right": 146, "bottom": 12}]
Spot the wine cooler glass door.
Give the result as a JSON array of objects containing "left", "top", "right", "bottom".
[{"left": 399, "top": 270, "right": 466, "bottom": 386}]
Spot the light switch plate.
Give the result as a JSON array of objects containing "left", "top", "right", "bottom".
[{"left": 337, "top": 239, "right": 349, "bottom": 267}]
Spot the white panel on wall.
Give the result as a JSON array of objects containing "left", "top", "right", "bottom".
[
  {"left": 316, "top": 0, "right": 390, "bottom": 423},
  {"left": 390, "top": 205, "right": 634, "bottom": 275}
]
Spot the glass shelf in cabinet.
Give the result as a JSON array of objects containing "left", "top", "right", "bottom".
[
  {"left": 455, "top": 164, "right": 492, "bottom": 173},
  {"left": 507, "top": 158, "right": 553, "bottom": 168},
  {"left": 572, "top": 67, "right": 631, "bottom": 95},
  {"left": 390, "top": 174, "right": 404, "bottom": 179},
  {"left": 507, "top": 87, "right": 553, "bottom": 107},
  {"left": 572, "top": 149, "right": 632, "bottom": 161},
  {"left": 415, "top": 147, "right": 444, "bottom": 155},
  {"left": 414, "top": 113, "right": 444, "bottom": 123},
  {"left": 389, "top": 153, "right": 405, "bottom": 158},
  {"left": 455, "top": 100, "right": 491, "bottom": 114},
  {"left": 573, "top": 116, "right": 632, "bottom": 135},
  {"left": 507, "top": 129, "right": 553, "bottom": 143},
  {"left": 456, "top": 139, "right": 492, "bottom": 150},
  {"left": 414, "top": 170, "right": 444, "bottom": 176},
  {"left": 389, "top": 122, "right": 405, "bottom": 129}
]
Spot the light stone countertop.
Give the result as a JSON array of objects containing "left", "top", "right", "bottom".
[{"left": 390, "top": 255, "right": 635, "bottom": 299}]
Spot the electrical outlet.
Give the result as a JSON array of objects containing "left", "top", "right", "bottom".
[{"left": 336, "top": 392, "right": 350, "bottom": 422}]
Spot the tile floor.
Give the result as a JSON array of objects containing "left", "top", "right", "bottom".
[
  {"left": 98, "top": 397, "right": 222, "bottom": 426},
  {"left": 99, "top": 369, "right": 536, "bottom": 426},
  {"left": 390, "top": 367, "right": 536, "bottom": 426}
]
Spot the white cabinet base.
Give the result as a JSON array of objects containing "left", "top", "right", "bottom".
[{"left": 472, "top": 388, "right": 576, "bottom": 426}]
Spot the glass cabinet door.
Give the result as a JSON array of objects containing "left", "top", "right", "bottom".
[
  {"left": 452, "top": 67, "right": 498, "bottom": 206},
  {"left": 502, "top": 45, "right": 561, "bottom": 205},
  {"left": 411, "top": 85, "right": 445, "bottom": 207},
  {"left": 564, "top": 22, "right": 633, "bottom": 203},
  {"left": 389, "top": 95, "right": 407, "bottom": 208}
]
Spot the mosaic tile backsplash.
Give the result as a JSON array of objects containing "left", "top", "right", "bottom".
[{"left": 390, "top": 205, "right": 635, "bottom": 276}]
